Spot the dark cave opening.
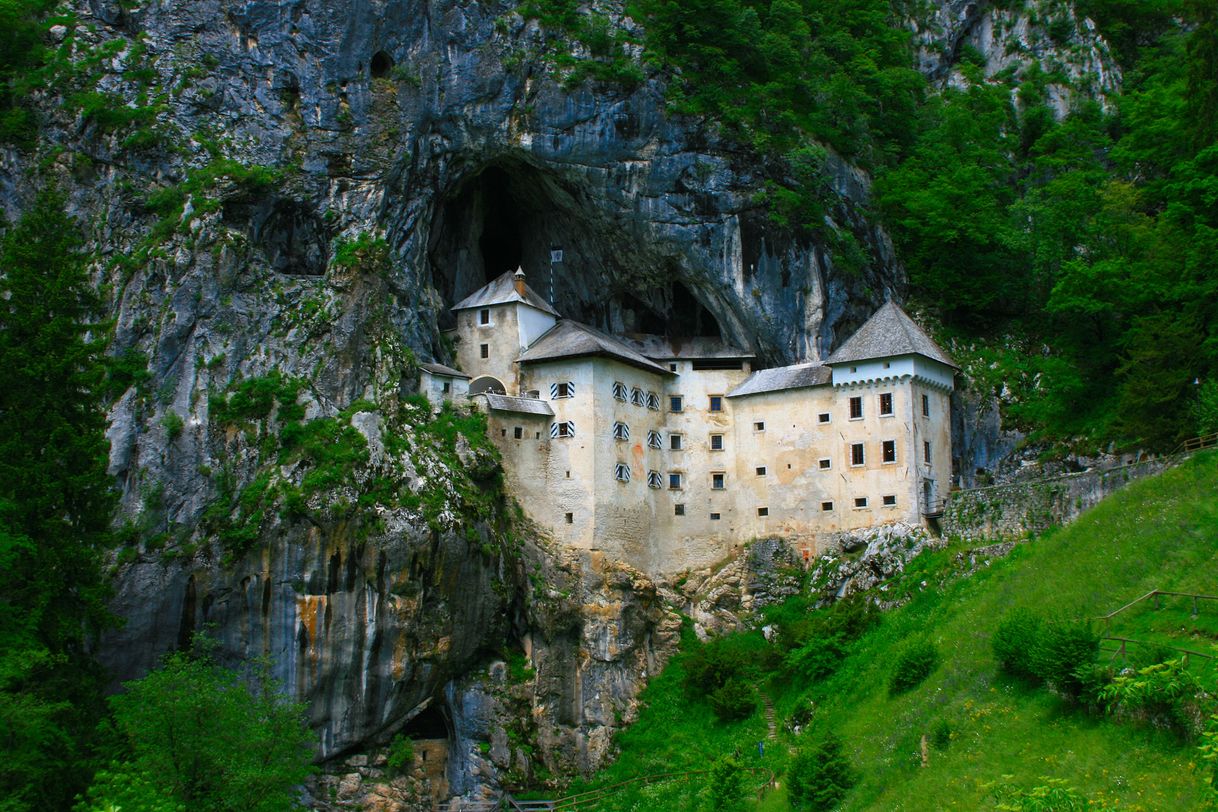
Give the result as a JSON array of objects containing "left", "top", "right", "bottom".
[
  {"left": 403, "top": 704, "right": 450, "bottom": 740},
  {"left": 476, "top": 166, "right": 524, "bottom": 279},
  {"left": 370, "top": 50, "right": 394, "bottom": 78}
]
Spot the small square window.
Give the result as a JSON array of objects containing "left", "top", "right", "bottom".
[
  {"left": 442, "top": 381, "right": 451, "bottom": 394},
  {"left": 514, "top": 426, "right": 523, "bottom": 439},
  {"left": 757, "top": 507, "right": 769, "bottom": 517},
  {"left": 479, "top": 308, "right": 490, "bottom": 325},
  {"left": 670, "top": 434, "right": 683, "bottom": 451},
  {"left": 849, "top": 396, "right": 863, "bottom": 420},
  {"left": 756, "top": 466, "right": 767, "bottom": 476},
  {"left": 669, "top": 472, "right": 683, "bottom": 490},
  {"left": 710, "top": 434, "right": 724, "bottom": 451},
  {"left": 614, "top": 463, "right": 631, "bottom": 483},
  {"left": 922, "top": 393, "right": 930, "bottom": 417},
  {"left": 850, "top": 366, "right": 858, "bottom": 373},
  {"left": 647, "top": 470, "right": 663, "bottom": 489},
  {"left": 710, "top": 512, "right": 721, "bottom": 521},
  {"left": 480, "top": 344, "right": 489, "bottom": 359},
  {"left": 882, "top": 440, "right": 896, "bottom": 463},
  {"left": 669, "top": 363, "right": 678, "bottom": 372},
  {"left": 670, "top": 395, "right": 684, "bottom": 413},
  {"left": 879, "top": 392, "right": 893, "bottom": 416},
  {"left": 535, "top": 432, "right": 541, "bottom": 439},
  {"left": 818, "top": 412, "right": 831, "bottom": 424},
  {"left": 646, "top": 392, "right": 660, "bottom": 411},
  {"left": 500, "top": 428, "right": 506, "bottom": 437},
  {"left": 882, "top": 361, "right": 890, "bottom": 369},
  {"left": 851, "top": 443, "right": 865, "bottom": 466},
  {"left": 612, "top": 381, "right": 628, "bottom": 401},
  {"left": 674, "top": 504, "right": 685, "bottom": 516},
  {"left": 709, "top": 395, "right": 723, "bottom": 412},
  {"left": 754, "top": 421, "right": 765, "bottom": 432},
  {"left": 711, "top": 472, "right": 726, "bottom": 490},
  {"left": 821, "top": 501, "right": 834, "bottom": 511},
  {"left": 554, "top": 381, "right": 573, "bottom": 398},
  {"left": 564, "top": 512, "right": 573, "bottom": 524},
  {"left": 924, "top": 441, "right": 932, "bottom": 464},
  {"left": 631, "top": 387, "right": 646, "bottom": 407},
  {"left": 854, "top": 496, "right": 869, "bottom": 508},
  {"left": 882, "top": 494, "right": 897, "bottom": 506},
  {"left": 647, "top": 430, "right": 663, "bottom": 449},
  {"left": 818, "top": 458, "right": 831, "bottom": 470},
  {"left": 613, "top": 421, "right": 630, "bottom": 441}
]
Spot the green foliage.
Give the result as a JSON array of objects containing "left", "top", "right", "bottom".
[
  {"left": 0, "top": 189, "right": 114, "bottom": 810},
  {"left": 888, "top": 639, "right": 939, "bottom": 695},
  {"left": 993, "top": 610, "right": 1100, "bottom": 700},
  {"left": 73, "top": 763, "right": 187, "bottom": 812},
  {"left": 386, "top": 734, "right": 415, "bottom": 777},
  {"left": 98, "top": 641, "right": 314, "bottom": 812},
  {"left": 161, "top": 410, "right": 184, "bottom": 440},
  {"left": 684, "top": 632, "right": 770, "bottom": 699},
  {"left": 1100, "top": 657, "right": 1208, "bottom": 736},
  {"left": 990, "top": 776, "right": 1103, "bottom": 811},
  {"left": 993, "top": 608, "right": 1046, "bottom": 681},
  {"left": 703, "top": 754, "right": 746, "bottom": 811},
  {"left": 331, "top": 232, "right": 390, "bottom": 275},
  {"left": 1199, "top": 713, "right": 1218, "bottom": 807},
  {"left": 708, "top": 677, "right": 758, "bottom": 723},
  {"left": 1192, "top": 379, "right": 1218, "bottom": 435},
  {"left": 787, "top": 733, "right": 857, "bottom": 811}
]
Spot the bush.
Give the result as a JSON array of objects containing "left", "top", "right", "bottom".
[
  {"left": 1033, "top": 620, "right": 1099, "bottom": 699},
  {"left": 993, "top": 608, "right": 1044, "bottom": 680},
  {"left": 787, "top": 733, "right": 858, "bottom": 811},
  {"left": 703, "top": 754, "right": 746, "bottom": 811},
  {"left": 684, "top": 634, "right": 768, "bottom": 698},
  {"left": 1100, "top": 658, "right": 1208, "bottom": 736},
  {"left": 785, "top": 635, "right": 846, "bottom": 682},
  {"left": 709, "top": 677, "right": 757, "bottom": 723},
  {"left": 889, "top": 640, "right": 939, "bottom": 695},
  {"left": 990, "top": 776, "right": 1098, "bottom": 811},
  {"left": 386, "top": 734, "right": 415, "bottom": 777}
]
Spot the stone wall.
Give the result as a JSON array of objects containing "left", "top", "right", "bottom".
[{"left": 941, "top": 457, "right": 1171, "bottom": 538}]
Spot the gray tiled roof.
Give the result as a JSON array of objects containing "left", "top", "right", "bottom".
[
  {"left": 420, "top": 361, "right": 469, "bottom": 379},
  {"left": 825, "top": 301, "right": 957, "bottom": 368},
  {"left": 727, "top": 363, "right": 832, "bottom": 398},
  {"left": 517, "top": 320, "right": 671, "bottom": 375},
  {"left": 619, "top": 334, "right": 754, "bottom": 361},
  {"left": 478, "top": 393, "right": 554, "bottom": 416},
  {"left": 451, "top": 270, "right": 560, "bottom": 317}
]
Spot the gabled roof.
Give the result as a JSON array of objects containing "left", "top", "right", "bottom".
[
  {"left": 727, "top": 363, "right": 832, "bottom": 398},
  {"left": 825, "top": 301, "right": 957, "bottom": 369},
  {"left": 517, "top": 320, "right": 671, "bottom": 375},
  {"left": 419, "top": 361, "right": 469, "bottom": 379},
  {"left": 619, "top": 334, "right": 754, "bottom": 361},
  {"left": 451, "top": 270, "right": 560, "bottom": 317},
  {"left": 478, "top": 393, "right": 554, "bottom": 417}
]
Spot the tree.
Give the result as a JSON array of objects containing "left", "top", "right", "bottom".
[
  {"left": 704, "top": 754, "right": 746, "bottom": 811},
  {"left": 92, "top": 641, "right": 315, "bottom": 812},
  {"left": 787, "top": 733, "right": 857, "bottom": 811},
  {"left": 0, "top": 188, "right": 114, "bottom": 810}
]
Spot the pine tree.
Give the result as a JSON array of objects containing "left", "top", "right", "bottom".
[{"left": 0, "top": 188, "right": 115, "bottom": 810}]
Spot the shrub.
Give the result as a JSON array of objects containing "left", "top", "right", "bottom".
[
  {"left": 386, "top": 734, "right": 415, "bottom": 777},
  {"left": 889, "top": 639, "right": 939, "bottom": 695},
  {"left": 787, "top": 733, "right": 858, "bottom": 811},
  {"left": 1100, "top": 658, "right": 1208, "bottom": 736},
  {"left": 684, "top": 635, "right": 767, "bottom": 698},
  {"left": 993, "top": 608, "right": 1044, "bottom": 680},
  {"left": 703, "top": 754, "right": 746, "bottom": 811},
  {"left": 1032, "top": 620, "right": 1099, "bottom": 699},
  {"left": 931, "top": 719, "right": 953, "bottom": 751},
  {"left": 990, "top": 776, "right": 1097, "bottom": 811},
  {"left": 709, "top": 677, "right": 757, "bottom": 723},
  {"left": 161, "top": 410, "right": 184, "bottom": 440},
  {"left": 785, "top": 635, "right": 845, "bottom": 682}
]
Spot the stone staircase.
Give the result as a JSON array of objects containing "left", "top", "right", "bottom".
[{"left": 761, "top": 693, "right": 777, "bottom": 742}]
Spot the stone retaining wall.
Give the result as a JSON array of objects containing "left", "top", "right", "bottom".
[{"left": 941, "top": 458, "right": 1171, "bottom": 538}]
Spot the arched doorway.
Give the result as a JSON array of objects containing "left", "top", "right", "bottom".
[{"left": 469, "top": 376, "right": 506, "bottom": 395}]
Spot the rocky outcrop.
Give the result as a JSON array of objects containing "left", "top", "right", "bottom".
[{"left": 807, "top": 523, "right": 941, "bottom": 607}]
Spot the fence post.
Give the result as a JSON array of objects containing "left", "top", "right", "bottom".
[
  {"left": 1193, "top": 596, "right": 1199, "bottom": 618},
  {"left": 1154, "top": 592, "right": 1161, "bottom": 611},
  {"left": 1119, "top": 639, "right": 1126, "bottom": 659}
]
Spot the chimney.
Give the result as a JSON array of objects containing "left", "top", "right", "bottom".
[{"left": 513, "top": 266, "right": 527, "bottom": 297}]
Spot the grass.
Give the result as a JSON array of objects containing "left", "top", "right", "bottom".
[{"left": 567, "top": 450, "right": 1218, "bottom": 809}]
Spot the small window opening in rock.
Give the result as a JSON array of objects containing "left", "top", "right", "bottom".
[
  {"left": 565, "top": 512, "right": 573, "bottom": 524},
  {"left": 370, "top": 50, "right": 394, "bottom": 78}
]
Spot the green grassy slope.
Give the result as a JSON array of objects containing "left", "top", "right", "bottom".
[{"left": 572, "top": 450, "right": 1218, "bottom": 810}]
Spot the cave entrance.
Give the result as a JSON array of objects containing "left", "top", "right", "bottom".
[{"left": 401, "top": 703, "right": 452, "bottom": 800}]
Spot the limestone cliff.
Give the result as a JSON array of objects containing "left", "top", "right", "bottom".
[{"left": 0, "top": 0, "right": 1119, "bottom": 803}]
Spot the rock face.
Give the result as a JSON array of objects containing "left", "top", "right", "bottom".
[
  {"left": 807, "top": 523, "right": 941, "bottom": 607},
  {"left": 0, "top": 0, "right": 1121, "bottom": 800}
]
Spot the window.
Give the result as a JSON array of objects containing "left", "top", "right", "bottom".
[
  {"left": 668, "top": 472, "right": 683, "bottom": 490},
  {"left": 710, "top": 512, "right": 721, "bottom": 521},
  {"left": 756, "top": 466, "right": 767, "bottom": 476},
  {"left": 817, "top": 412, "right": 831, "bottom": 424},
  {"left": 630, "top": 387, "right": 645, "bottom": 406},
  {"left": 612, "top": 381, "right": 628, "bottom": 401},
  {"left": 849, "top": 396, "right": 863, "bottom": 419},
  {"left": 612, "top": 421, "right": 630, "bottom": 441},
  {"left": 670, "top": 434, "right": 683, "bottom": 451},
  {"left": 882, "top": 494, "right": 897, "bottom": 506},
  {"left": 675, "top": 504, "right": 685, "bottom": 516},
  {"left": 442, "top": 381, "right": 450, "bottom": 394},
  {"left": 614, "top": 463, "right": 631, "bottom": 482},
  {"left": 854, "top": 496, "right": 869, "bottom": 508},
  {"left": 709, "top": 395, "right": 723, "bottom": 412},
  {"left": 757, "top": 507, "right": 769, "bottom": 517},
  {"left": 821, "top": 501, "right": 834, "bottom": 511},
  {"left": 646, "top": 392, "right": 660, "bottom": 411},
  {"left": 480, "top": 344, "right": 489, "bottom": 359},
  {"left": 850, "top": 443, "right": 865, "bottom": 466},
  {"left": 710, "top": 433, "right": 724, "bottom": 451},
  {"left": 879, "top": 392, "right": 893, "bottom": 416},
  {"left": 501, "top": 428, "right": 506, "bottom": 437},
  {"left": 525, "top": 389, "right": 540, "bottom": 399},
  {"left": 514, "top": 426, "right": 523, "bottom": 439},
  {"left": 647, "top": 470, "right": 663, "bottom": 489},
  {"left": 551, "top": 421, "right": 575, "bottom": 438},
  {"left": 924, "top": 441, "right": 931, "bottom": 464},
  {"left": 479, "top": 308, "right": 490, "bottom": 325},
  {"left": 711, "top": 472, "right": 726, "bottom": 490},
  {"left": 564, "top": 512, "right": 573, "bottom": 524},
  {"left": 754, "top": 421, "right": 765, "bottom": 432},
  {"left": 669, "top": 363, "right": 678, "bottom": 372},
  {"left": 647, "top": 430, "right": 662, "bottom": 449},
  {"left": 551, "top": 381, "right": 574, "bottom": 399},
  {"left": 818, "top": 458, "right": 832, "bottom": 470},
  {"left": 882, "top": 440, "right": 896, "bottom": 463},
  {"left": 670, "top": 395, "right": 684, "bottom": 413},
  {"left": 922, "top": 394, "right": 930, "bottom": 417}
]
